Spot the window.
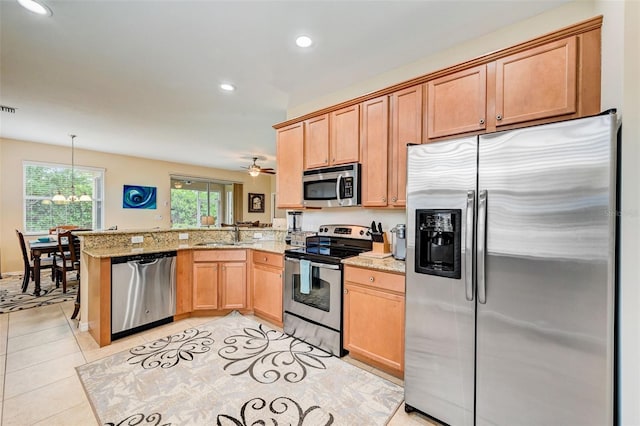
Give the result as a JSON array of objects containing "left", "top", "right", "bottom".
[
  {"left": 23, "top": 162, "right": 104, "bottom": 234},
  {"left": 170, "top": 177, "right": 239, "bottom": 228}
]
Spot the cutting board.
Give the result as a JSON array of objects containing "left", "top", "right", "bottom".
[{"left": 358, "top": 251, "right": 393, "bottom": 259}]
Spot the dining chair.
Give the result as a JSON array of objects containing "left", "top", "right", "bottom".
[
  {"left": 16, "top": 229, "right": 55, "bottom": 293},
  {"left": 53, "top": 230, "right": 81, "bottom": 294}
]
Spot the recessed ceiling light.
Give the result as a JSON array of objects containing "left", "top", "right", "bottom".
[
  {"left": 17, "top": 0, "right": 52, "bottom": 16},
  {"left": 295, "top": 35, "right": 313, "bottom": 48},
  {"left": 220, "top": 83, "right": 235, "bottom": 92}
]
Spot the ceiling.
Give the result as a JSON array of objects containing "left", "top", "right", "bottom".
[{"left": 0, "top": 0, "right": 568, "bottom": 173}]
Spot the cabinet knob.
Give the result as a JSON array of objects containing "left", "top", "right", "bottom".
[
  {"left": 264, "top": 257, "right": 267, "bottom": 261},
  {"left": 382, "top": 197, "right": 387, "bottom": 202},
  {"left": 332, "top": 158, "right": 336, "bottom": 162},
  {"left": 344, "top": 288, "right": 349, "bottom": 294},
  {"left": 391, "top": 197, "right": 397, "bottom": 202},
  {"left": 325, "top": 158, "right": 328, "bottom": 163},
  {"left": 479, "top": 119, "right": 485, "bottom": 125},
  {"left": 496, "top": 114, "right": 503, "bottom": 121},
  {"left": 369, "top": 276, "right": 374, "bottom": 282}
]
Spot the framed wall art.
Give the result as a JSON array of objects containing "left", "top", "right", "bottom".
[
  {"left": 248, "top": 193, "right": 265, "bottom": 213},
  {"left": 123, "top": 185, "right": 157, "bottom": 209}
]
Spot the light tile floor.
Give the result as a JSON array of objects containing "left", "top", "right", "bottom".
[{"left": 0, "top": 301, "right": 438, "bottom": 425}]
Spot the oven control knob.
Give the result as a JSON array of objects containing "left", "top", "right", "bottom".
[{"left": 359, "top": 230, "right": 364, "bottom": 235}]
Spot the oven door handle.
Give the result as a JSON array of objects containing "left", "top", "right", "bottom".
[{"left": 285, "top": 257, "right": 341, "bottom": 270}]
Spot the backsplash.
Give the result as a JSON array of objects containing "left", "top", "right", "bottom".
[{"left": 296, "top": 208, "right": 407, "bottom": 234}]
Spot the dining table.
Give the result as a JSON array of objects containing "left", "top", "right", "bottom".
[{"left": 29, "top": 238, "right": 68, "bottom": 296}]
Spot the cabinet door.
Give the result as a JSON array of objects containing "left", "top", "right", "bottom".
[
  {"left": 495, "top": 37, "right": 577, "bottom": 126},
  {"left": 330, "top": 104, "right": 360, "bottom": 165},
  {"left": 344, "top": 283, "right": 405, "bottom": 376},
  {"left": 304, "top": 114, "right": 330, "bottom": 170},
  {"left": 276, "top": 122, "right": 304, "bottom": 208},
  {"left": 193, "top": 262, "right": 219, "bottom": 310},
  {"left": 361, "top": 96, "right": 389, "bottom": 207},
  {"left": 220, "top": 262, "right": 247, "bottom": 309},
  {"left": 389, "top": 85, "right": 422, "bottom": 207},
  {"left": 252, "top": 264, "right": 283, "bottom": 324},
  {"left": 426, "top": 64, "right": 487, "bottom": 139}
]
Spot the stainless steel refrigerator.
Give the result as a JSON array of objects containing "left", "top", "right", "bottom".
[{"left": 404, "top": 112, "right": 619, "bottom": 426}]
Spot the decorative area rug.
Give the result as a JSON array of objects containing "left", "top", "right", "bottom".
[
  {"left": 77, "top": 312, "right": 404, "bottom": 425},
  {"left": 0, "top": 275, "right": 78, "bottom": 314}
]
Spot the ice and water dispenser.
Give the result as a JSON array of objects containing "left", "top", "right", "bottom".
[{"left": 415, "top": 209, "right": 462, "bottom": 279}]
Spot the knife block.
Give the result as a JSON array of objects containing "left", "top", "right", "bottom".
[{"left": 372, "top": 233, "right": 391, "bottom": 254}]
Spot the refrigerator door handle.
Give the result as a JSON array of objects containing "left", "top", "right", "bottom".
[
  {"left": 465, "top": 190, "right": 475, "bottom": 301},
  {"left": 477, "top": 189, "right": 487, "bottom": 304}
]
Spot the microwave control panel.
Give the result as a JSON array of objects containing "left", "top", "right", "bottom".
[{"left": 341, "top": 177, "right": 354, "bottom": 198}]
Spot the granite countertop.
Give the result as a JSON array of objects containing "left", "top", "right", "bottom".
[
  {"left": 83, "top": 241, "right": 289, "bottom": 258},
  {"left": 342, "top": 255, "right": 405, "bottom": 274}
]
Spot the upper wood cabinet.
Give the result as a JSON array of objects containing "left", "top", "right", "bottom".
[
  {"left": 276, "top": 122, "right": 304, "bottom": 208},
  {"left": 304, "top": 114, "right": 330, "bottom": 169},
  {"left": 494, "top": 37, "right": 577, "bottom": 127},
  {"left": 426, "top": 34, "right": 598, "bottom": 140},
  {"left": 389, "top": 85, "right": 423, "bottom": 207},
  {"left": 426, "top": 64, "right": 487, "bottom": 139},
  {"left": 361, "top": 96, "right": 389, "bottom": 207},
  {"left": 330, "top": 104, "right": 360, "bottom": 165}
]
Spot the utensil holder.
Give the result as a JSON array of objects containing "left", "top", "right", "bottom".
[{"left": 372, "top": 233, "right": 391, "bottom": 254}]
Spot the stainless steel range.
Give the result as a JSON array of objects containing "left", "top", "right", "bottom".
[{"left": 284, "top": 224, "right": 372, "bottom": 356}]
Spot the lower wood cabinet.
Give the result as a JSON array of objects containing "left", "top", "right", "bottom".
[
  {"left": 251, "top": 250, "right": 284, "bottom": 326},
  {"left": 192, "top": 250, "right": 247, "bottom": 311},
  {"left": 343, "top": 266, "right": 405, "bottom": 378}
]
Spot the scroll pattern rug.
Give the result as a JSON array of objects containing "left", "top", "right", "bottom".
[
  {"left": 0, "top": 275, "right": 78, "bottom": 314},
  {"left": 77, "top": 312, "right": 404, "bottom": 425}
]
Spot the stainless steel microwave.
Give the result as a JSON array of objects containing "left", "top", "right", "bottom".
[{"left": 302, "top": 163, "right": 361, "bottom": 208}]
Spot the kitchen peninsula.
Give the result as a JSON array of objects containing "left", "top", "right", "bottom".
[{"left": 78, "top": 227, "right": 287, "bottom": 347}]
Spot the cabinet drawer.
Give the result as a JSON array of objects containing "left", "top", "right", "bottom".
[
  {"left": 344, "top": 266, "right": 404, "bottom": 294},
  {"left": 252, "top": 250, "right": 283, "bottom": 269},
  {"left": 193, "top": 249, "right": 247, "bottom": 262}
]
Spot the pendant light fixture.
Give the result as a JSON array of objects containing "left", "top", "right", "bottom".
[{"left": 52, "top": 134, "right": 92, "bottom": 203}]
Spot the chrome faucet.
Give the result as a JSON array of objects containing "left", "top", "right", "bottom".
[{"left": 233, "top": 224, "right": 240, "bottom": 243}]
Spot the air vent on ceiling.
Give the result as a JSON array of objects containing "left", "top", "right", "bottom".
[{"left": 0, "top": 105, "right": 16, "bottom": 113}]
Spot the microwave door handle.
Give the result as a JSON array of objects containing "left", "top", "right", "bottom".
[{"left": 336, "top": 174, "right": 343, "bottom": 205}]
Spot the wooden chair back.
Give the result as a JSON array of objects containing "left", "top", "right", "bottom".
[
  {"left": 15, "top": 229, "right": 31, "bottom": 266},
  {"left": 57, "top": 230, "right": 81, "bottom": 267}
]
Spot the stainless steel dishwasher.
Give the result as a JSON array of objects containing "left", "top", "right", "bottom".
[{"left": 111, "top": 251, "right": 176, "bottom": 340}]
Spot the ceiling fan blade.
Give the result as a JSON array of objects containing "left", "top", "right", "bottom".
[
  {"left": 260, "top": 168, "right": 275, "bottom": 171},
  {"left": 261, "top": 170, "right": 276, "bottom": 175}
]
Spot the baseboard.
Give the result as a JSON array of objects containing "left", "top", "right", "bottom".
[{"left": 78, "top": 321, "right": 89, "bottom": 332}]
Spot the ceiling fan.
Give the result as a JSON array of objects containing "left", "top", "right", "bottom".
[{"left": 243, "top": 157, "right": 275, "bottom": 176}]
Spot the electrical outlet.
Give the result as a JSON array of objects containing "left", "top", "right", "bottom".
[
  {"left": 253, "top": 232, "right": 263, "bottom": 239},
  {"left": 131, "top": 235, "right": 144, "bottom": 244},
  {"left": 179, "top": 233, "right": 189, "bottom": 240}
]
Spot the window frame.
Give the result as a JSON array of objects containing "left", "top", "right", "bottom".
[{"left": 23, "top": 160, "right": 105, "bottom": 235}]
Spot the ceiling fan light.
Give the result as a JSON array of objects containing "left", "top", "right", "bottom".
[
  {"left": 248, "top": 166, "right": 261, "bottom": 177},
  {"left": 17, "top": 0, "right": 52, "bottom": 16}
]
